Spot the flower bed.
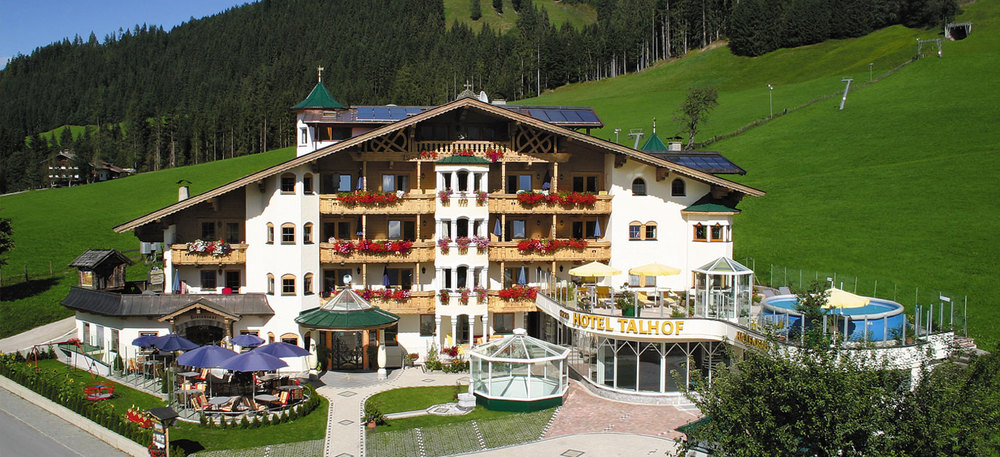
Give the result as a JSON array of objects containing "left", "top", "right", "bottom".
[
  {"left": 515, "top": 191, "right": 598, "bottom": 207},
  {"left": 497, "top": 285, "right": 539, "bottom": 300},
  {"left": 515, "top": 238, "right": 588, "bottom": 253},
  {"left": 331, "top": 239, "right": 413, "bottom": 255},
  {"left": 336, "top": 191, "right": 402, "bottom": 206},
  {"left": 186, "top": 239, "right": 232, "bottom": 256},
  {"left": 357, "top": 288, "right": 412, "bottom": 301}
]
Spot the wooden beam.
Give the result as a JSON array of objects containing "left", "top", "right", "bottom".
[
  {"left": 614, "top": 154, "right": 627, "bottom": 168},
  {"left": 656, "top": 167, "right": 670, "bottom": 182}
]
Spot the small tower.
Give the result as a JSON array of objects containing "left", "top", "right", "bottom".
[
  {"left": 69, "top": 249, "right": 134, "bottom": 290},
  {"left": 291, "top": 66, "right": 349, "bottom": 157}
]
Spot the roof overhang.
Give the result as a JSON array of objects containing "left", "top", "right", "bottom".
[
  {"left": 115, "top": 98, "right": 764, "bottom": 233},
  {"left": 157, "top": 298, "right": 241, "bottom": 322}
]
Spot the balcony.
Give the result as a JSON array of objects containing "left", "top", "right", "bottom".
[
  {"left": 322, "top": 291, "right": 435, "bottom": 314},
  {"left": 320, "top": 241, "right": 435, "bottom": 264},
  {"left": 415, "top": 140, "right": 565, "bottom": 163},
  {"left": 488, "top": 193, "right": 612, "bottom": 215},
  {"left": 170, "top": 243, "right": 248, "bottom": 265},
  {"left": 487, "top": 291, "right": 538, "bottom": 313},
  {"left": 488, "top": 241, "right": 611, "bottom": 262},
  {"left": 319, "top": 194, "right": 434, "bottom": 215}
]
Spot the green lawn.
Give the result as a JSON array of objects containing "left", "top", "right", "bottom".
[
  {"left": 367, "top": 385, "right": 464, "bottom": 414},
  {"left": 34, "top": 358, "right": 166, "bottom": 411},
  {"left": 0, "top": 147, "right": 295, "bottom": 339},
  {"left": 170, "top": 394, "right": 329, "bottom": 454},
  {"left": 520, "top": 2, "right": 1000, "bottom": 348}
]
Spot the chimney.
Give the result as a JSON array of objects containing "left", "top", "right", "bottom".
[
  {"left": 668, "top": 141, "right": 683, "bottom": 151},
  {"left": 177, "top": 179, "right": 191, "bottom": 201}
]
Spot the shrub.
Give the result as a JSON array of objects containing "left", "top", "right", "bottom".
[
  {"left": 363, "top": 401, "right": 388, "bottom": 425},
  {"left": 239, "top": 416, "right": 250, "bottom": 429}
]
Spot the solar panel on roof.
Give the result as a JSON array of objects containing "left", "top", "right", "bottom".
[
  {"left": 577, "top": 111, "right": 600, "bottom": 123},
  {"left": 356, "top": 107, "right": 375, "bottom": 119},
  {"left": 545, "top": 110, "right": 568, "bottom": 122},
  {"left": 528, "top": 109, "right": 550, "bottom": 122},
  {"left": 562, "top": 111, "right": 584, "bottom": 122}
]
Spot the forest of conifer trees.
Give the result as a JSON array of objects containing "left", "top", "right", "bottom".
[{"left": 0, "top": 0, "right": 955, "bottom": 193}]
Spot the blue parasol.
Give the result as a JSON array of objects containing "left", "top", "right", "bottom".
[
  {"left": 254, "top": 342, "right": 311, "bottom": 358},
  {"left": 593, "top": 217, "right": 602, "bottom": 238},
  {"left": 177, "top": 345, "right": 237, "bottom": 368},
  {"left": 383, "top": 272, "right": 391, "bottom": 288},
  {"left": 518, "top": 266, "right": 527, "bottom": 285},
  {"left": 151, "top": 334, "right": 199, "bottom": 352},
  {"left": 132, "top": 335, "right": 157, "bottom": 348},
  {"left": 219, "top": 351, "right": 288, "bottom": 372},
  {"left": 493, "top": 218, "right": 502, "bottom": 237},
  {"left": 232, "top": 334, "right": 265, "bottom": 348},
  {"left": 172, "top": 270, "right": 181, "bottom": 293},
  {"left": 356, "top": 176, "right": 364, "bottom": 191}
]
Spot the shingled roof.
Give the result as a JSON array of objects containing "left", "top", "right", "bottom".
[
  {"left": 61, "top": 287, "right": 273, "bottom": 318},
  {"left": 69, "top": 249, "right": 134, "bottom": 269}
]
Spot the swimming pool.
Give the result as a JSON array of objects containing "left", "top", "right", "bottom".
[{"left": 761, "top": 295, "right": 906, "bottom": 341}]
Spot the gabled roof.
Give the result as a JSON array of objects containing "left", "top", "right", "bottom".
[
  {"left": 114, "top": 97, "right": 764, "bottom": 233},
  {"left": 69, "top": 249, "right": 134, "bottom": 269},
  {"left": 290, "top": 82, "right": 346, "bottom": 110},
  {"left": 61, "top": 287, "right": 274, "bottom": 317}
]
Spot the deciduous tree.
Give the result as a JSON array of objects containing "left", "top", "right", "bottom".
[{"left": 675, "top": 86, "right": 718, "bottom": 149}]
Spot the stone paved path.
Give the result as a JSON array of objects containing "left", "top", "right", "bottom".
[
  {"left": 543, "top": 383, "right": 701, "bottom": 441},
  {"left": 318, "top": 368, "right": 469, "bottom": 457}
]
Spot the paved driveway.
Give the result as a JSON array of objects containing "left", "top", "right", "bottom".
[{"left": 0, "top": 388, "right": 128, "bottom": 457}]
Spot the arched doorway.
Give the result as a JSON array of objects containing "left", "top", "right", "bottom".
[{"left": 182, "top": 322, "right": 225, "bottom": 346}]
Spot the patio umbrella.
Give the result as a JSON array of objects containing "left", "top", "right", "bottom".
[
  {"left": 232, "top": 334, "right": 265, "bottom": 348},
  {"left": 493, "top": 218, "right": 502, "bottom": 237},
  {"left": 254, "top": 342, "right": 310, "bottom": 358},
  {"left": 177, "top": 345, "right": 237, "bottom": 368},
  {"left": 568, "top": 261, "right": 621, "bottom": 278},
  {"left": 593, "top": 217, "right": 602, "bottom": 238},
  {"left": 382, "top": 272, "right": 391, "bottom": 288},
  {"left": 517, "top": 266, "right": 527, "bottom": 285},
  {"left": 219, "top": 351, "right": 288, "bottom": 399},
  {"left": 172, "top": 271, "right": 181, "bottom": 293},
  {"left": 822, "top": 288, "right": 870, "bottom": 310},
  {"left": 132, "top": 335, "right": 157, "bottom": 348},
  {"left": 151, "top": 334, "right": 199, "bottom": 352},
  {"left": 356, "top": 176, "right": 364, "bottom": 190}
]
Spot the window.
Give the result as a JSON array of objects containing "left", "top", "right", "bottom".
[
  {"left": 632, "top": 178, "right": 647, "bottom": 196},
  {"left": 201, "top": 221, "right": 216, "bottom": 240},
  {"left": 382, "top": 174, "right": 395, "bottom": 192},
  {"left": 711, "top": 224, "right": 725, "bottom": 242},
  {"left": 629, "top": 222, "right": 642, "bottom": 240},
  {"left": 267, "top": 274, "right": 275, "bottom": 295},
  {"left": 303, "top": 174, "right": 314, "bottom": 194},
  {"left": 506, "top": 175, "right": 532, "bottom": 193},
  {"left": 573, "top": 220, "right": 599, "bottom": 239},
  {"left": 644, "top": 275, "right": 656, "bottom": 287},
  {"left": 225, "top": 271, "right": 240, "bottom": 291},
  {"left": 303, "top": 223, "right": 314, "bottom": 244},
  {"left": 420, "top": 315, "right": 436, "bottom": 336},
  {"left": 388, "top": 220, "right": 401, "bottom": 240},
  {"left": 300, "top": 127, "right": 308, "bottom": 144},
  {"left": 384, "top": 269, "right": 414, "bottom": 289},
  {"left": 266, "top": 223, "right": 274, "bottom": 244},
  {"left": 671, "top": 178, "right": 686, "bottom": 197},
  {"left": 281, "top": 274, "right": 296, "bottom": 295},
  {"left": 493, "top": 313, "right": 514, "bottom": 334},
  {"left": 644, "top": 223, "right": 657, "bottom": 240},
  {"left": 303, "top": 273, "right": 314, "bottom": 295},
  {"left": 384, "top": 324, "right": 399, "bottom": 346},
  {"left": 338, "top": 174, "right": 353, "bottom": 192},
  {"left": 201, "top": 270, "right": 217, "bottom": 290},
  {"left": 572, "top": 175, "right": 599, "bottom": 192},
  {"left": 280, "top": 333, "right": 298, "bottom": 345},
  {"left": 82, "top": 323, "right": 90, "bottom": 345},
  {"left": 280, "top": 173, "right": 295, "bottom": 193},
  {"left": 281, "top": 223, "right": 295, "bottom": 244},
  {"left": 225, "top": 223, "right": 240, "bottom": 243},
  {"left": 111, "top": 329, "right": 119, "bottom": 353},
  {"left": 508, "top": 220, "right": 526, "bottom": 239},
  {"left": 443, "top": 268, "right": 452, "bottom": 289},
  {"left": 317, "top": 126, "right": 351, "bottom": 141},
  {"left": 337, "top": 222, "right": 352, "bottom": 240},
  {"left": 693, "top": 224, "right": 707, "bottom": 242},
  {"left": 240, "top": 330, "right": 260, "bottom": 337},
  {"left": 629, "top": 274, "right": 640, "bottom": 287},
  {"left": 456, "top": 171, "right": 469, "bottom": 191}
]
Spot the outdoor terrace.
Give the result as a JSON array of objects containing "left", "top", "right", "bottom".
[
  {"left": 488, "top": 193, "right": 612, "bottom": 214},
  {"left": 319, "top": 241, "right": 435, "bottom": 264},
  {"left": 170, "top": 243, "right": 248, "bottom": 265},
  {"left": 488, "top": 241, "right": 611, "bottom": 262},
  {"left": 319, "top": 193, "right": 435, "bottom": 215}
]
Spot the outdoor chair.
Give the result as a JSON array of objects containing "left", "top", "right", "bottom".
[{"left": 637, "top": 292, "right": 657, "bottom": 308}]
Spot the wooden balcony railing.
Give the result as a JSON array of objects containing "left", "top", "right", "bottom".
[
  {"left": 320, "top": 241, "right": 435, "bottom": 264},
  {"left": 488, "top": 193, "right": 612, "bottom": 214},
  {"left": 487, "top": 241, "right": 611, "bottom": 262},
  {"left": 170, "top": 244, "right": 248, "bottom": 265},
  {"left": 487, "top": 291, "right": 538, "bottom": 313},
  {"left": 319, "top": 194, "right": 435, "bottom": 215},
  {"left": 415, "top": 140, "right": 564, "bottom": 162}
]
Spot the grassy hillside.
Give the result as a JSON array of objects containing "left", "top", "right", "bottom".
[
  {"left": 0, "top": 147, "right": 295, "bottom": 339},
  {"left": 525, "top": 2, "right": 999, "bottom": 347},
  {"left": 443, "top": 0, "right": 597, "bottom": 32}
]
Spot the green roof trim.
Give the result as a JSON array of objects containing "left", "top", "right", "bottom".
[
  {"left": 683, "top": 203, "right": 740, "bottom": 213},
  {"left": 640, "top": 132, "right": 669, "bottom": 152},
  {"left": 295, "top": 306, "right": 398, "bottom": 330},
  {"left": 436, "top": 155, "right": 492, "bottom": 164},
  {"left": 291, "top": 82, "right": 346, "bottom": 110}
]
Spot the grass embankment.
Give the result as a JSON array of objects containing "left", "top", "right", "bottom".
[
  {"left": 0, "top": 147, "right": 296, "bottom": 339},
  {"left": 367, "top": 385, "right": 522, "bottom": 432},
  {"left": 443, "top": 0, "right": 596, "bottom": 33},
  {"left": 522, "top": 1, "right": 1000, "bottom": 348}
]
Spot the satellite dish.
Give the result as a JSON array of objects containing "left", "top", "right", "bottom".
[{"left": 343, "top": 275, "right": 353, "bottom": 286}]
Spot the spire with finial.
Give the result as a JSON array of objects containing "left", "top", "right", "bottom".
[
  {"left": 317, "top": 66, "right": 325, "bottom": 83},
  {"left": 652, "top": 117, "right": 657, "bottom": 134}
]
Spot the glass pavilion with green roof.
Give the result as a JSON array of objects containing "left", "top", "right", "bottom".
[
  {"left": 469, "top": 328, "right": 570, "bottom": 411},
  {"left": 296, "top": 288, "right": 398, "bottom": 377}
]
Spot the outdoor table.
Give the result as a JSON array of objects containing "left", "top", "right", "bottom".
[
  {"left": 208, "top": 396, "right": 235, "bottom": 406},
  {"left": 275, "top": 385, "right": 301, "bottom": 392},
  {"left": 254, "top": 394, "right": 279, "bottom": 403},
  {"left": 259, "top": 373, "right": 280, "bottom": 381},
  {"left": 178, "top": 371, "right": 200, "bottom": 378}
]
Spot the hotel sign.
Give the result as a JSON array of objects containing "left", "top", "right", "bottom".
[{"left": 569, "top": 312, "right": 685, "bottom": 337}]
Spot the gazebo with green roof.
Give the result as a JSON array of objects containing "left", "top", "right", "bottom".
[
  {"left": 296, "top": 288, "right": 398, "bottom": 377},
  {"left": 691, "top": 257, "right": 754, "bottom": 321}
]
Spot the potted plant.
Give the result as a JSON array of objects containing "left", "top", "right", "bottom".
[
  {"left": 404, "top": 353, "right": 419, "bottom": 368},
  {"left": 616, "top": 291, "right": 639, "bottom": 317}
]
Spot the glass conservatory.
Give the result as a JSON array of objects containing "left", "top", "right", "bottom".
[{"left": 469, "top": 328, "right": 570, "bottom": 411}]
